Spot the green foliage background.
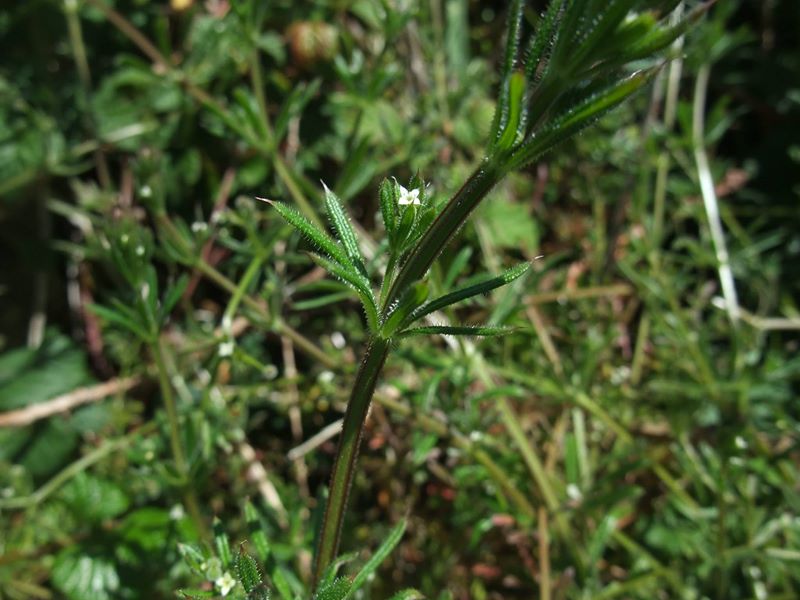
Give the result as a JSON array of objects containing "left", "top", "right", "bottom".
[{"left": 1, "top": 0, "right": 799, "bottom": 598}]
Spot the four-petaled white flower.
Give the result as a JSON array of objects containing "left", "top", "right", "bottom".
[
  {"left": 397, "top": 184, "right": 421, "bottom": 206},
  {"left": 215, "top": 572, "right": 236, "bottom": 596}
]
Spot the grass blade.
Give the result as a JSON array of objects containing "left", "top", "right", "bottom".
[{"left": 344, "top": 519, "right": 407, "bottom": 598}]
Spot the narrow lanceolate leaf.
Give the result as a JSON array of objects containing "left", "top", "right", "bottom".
[
  {"left": 378, "top": 178, "right": 398, "bottom": 241},
  {"left": 308, "top": 253, "right": 379, "bottom": 333},
  {"left": 323, "top": 184, "right": 367, "bottom": 276},
  {"left": 399, "top": 325, "right": 517, "bottom": 339},
  {"left": 259, "top": 198, "right": 350, "bottom": 267},
  {"left": 489, "top": 0, "right": 525, "bottom": 145},
  {"left": 380, "top": 282, "right": 429, "bottom": 338},
  {"left": 496, "top": 71, "right": 528, "bottom": 150},
  {"left": 344, "top": 520, "right": 407, "bottom": 598},
  {"left": 524, "top": 0, "right": 566, "bottom": 82},
  {"left": 244, "top": 501, "right": 270, "bottom": 563},
  {"left": 405, "top": 262, "right": 531, "bottom": 328},
  {"left": 569, "top": 0, "right": 637, "bottom": 67},
  {"left": 235, "top": 551, "right": 262, "bottom": 593},
  {"left": 617, "top": 3, "right": 708, "bottom": 63},
  {"left": 214, "top": 519, "right": 233, "bottom": 568},
  {"left": 507, "top": 68, "right": 658, "bottom": 171}
]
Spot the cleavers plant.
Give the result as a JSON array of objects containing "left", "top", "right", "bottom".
[{"left": 261, "top": 0, "right": 711, "bottom": 586}]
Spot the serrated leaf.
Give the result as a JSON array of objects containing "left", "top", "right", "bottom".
[
  {"left": 323, "top": 184, "right": 366, "bottom": 276},
  {"left": 399, "top": 325, "right": 517, "bottom": 339},
  {"left": 262, "top": 199, "right": 350, "bottom": 267},
  {"left": 313, "top": 576, "right": 351, "bottom": 600},
  {"left": 236, "top": 551, "right": 262, "bottom": 593},
  {"left": 404, "top": 262, "right": 531, "bottom": 328},
  {"left": 244, "top": 501, "right": 270, "bottom": 562},
  {"left": 344, "top": 519, "right": 407, "bottom": 597}
]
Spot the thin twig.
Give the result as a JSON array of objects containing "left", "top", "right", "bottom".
[
  {"left": 287, "top": 419, "right": 345, "bottom": 461},
  {"left": 693, "top": 64, "right": 740, "bottom": 324},
  {"left": 0, "top": 377, "right": 139, "bottom": 428},
  {"left": 238, "top": 442, "right": 288, "bottom": 528}
]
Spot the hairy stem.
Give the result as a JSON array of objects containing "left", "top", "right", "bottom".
[{"left": 313, "top": 336, "right": 390, "bottom": 583}]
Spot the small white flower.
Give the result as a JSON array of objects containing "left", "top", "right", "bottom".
[
  {"left": 169, "top": 504, "right": 185, "bottom": 520},
  {"left": 191, "top": 221, "right": 208, "bottom": 233},
  {"left": 397, "top": 184, "right": 421, "bottom": 206},
  {"left": 566, "top": 483, "right": 582, "bottom": 501},
  {"left": 218, "top": 340, "right": 235, "bottom": 357},
  {"left": 215, "top": 572, "right": 236, "bottom": 597}
]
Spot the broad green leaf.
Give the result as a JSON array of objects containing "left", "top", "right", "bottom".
[
  {"left": 399, "top": 325, "right": 517, "bottom": 339},
  {"left": 344, "top": 519, "right": 407, "bottom": 597},
  {"left": 323, "top": 184, "right": 366, "bottom": 276},
  {"left": 405, "top": 262, "right": 531, "bottom": 327},
  {"left": 262, "top": 199, "right": 350, "bottom": 267},
  {"left": 51, "top": 550, "right": 120, "bottom": 600},
  {"left": 236, "top": 551, "right": 262, "bottom": 593},
  {"left": 59, "top": 472, "right": 130, "bottom": 523}
]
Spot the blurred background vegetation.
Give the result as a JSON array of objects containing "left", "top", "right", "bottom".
[{"left": 1, "top": 0, "right": 799, "bottom": 598}]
